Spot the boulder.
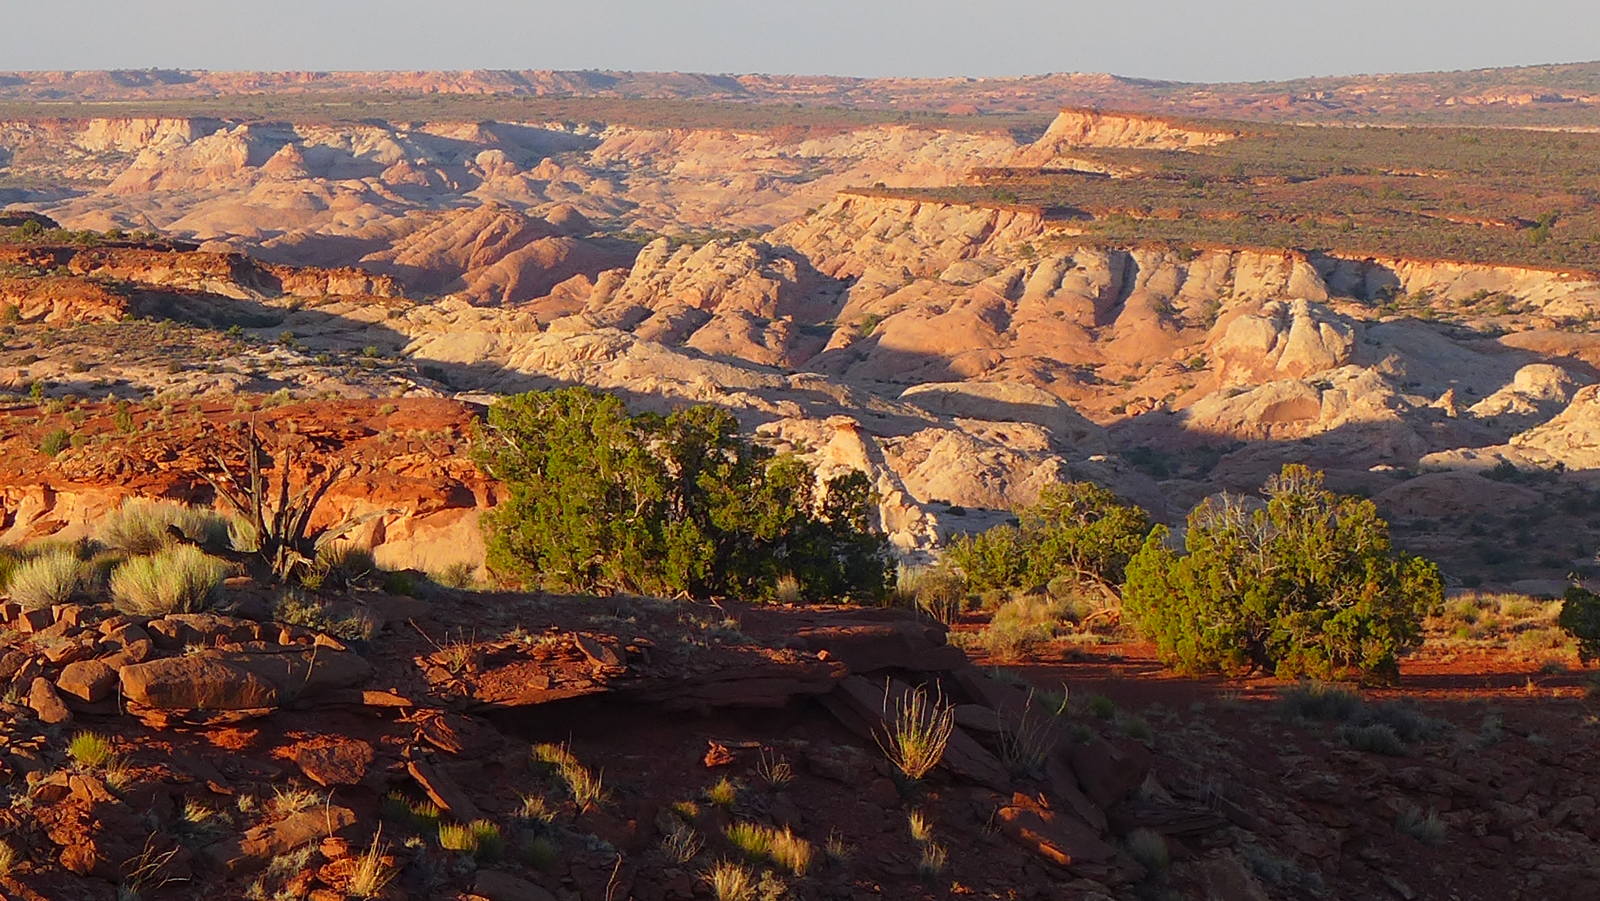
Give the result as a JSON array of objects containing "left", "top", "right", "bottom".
[
  {"left": 119, "top": 656, "right": 280, "bottom": 710},
  {"left": 27, "top": 676, "right": 72, "bottom": 724},
  {"left": 204, "top": 806, "right": 356, "bottom": 874},
  {"left": 293, "top": 738, "right": 375, "bottom": 787},
  {"left": 995, "top": 792, "right": 1117, "bottom": 870},
  {"left": 55, "top": 659, "right": 118, "bottom": 703}
]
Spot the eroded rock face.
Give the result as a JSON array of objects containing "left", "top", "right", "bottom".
[{"left": 1206, "top": 299, "right": 1359, "bottom": 386}]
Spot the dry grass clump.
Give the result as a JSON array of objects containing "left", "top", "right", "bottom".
[
  {"left": 978, "top": 594, "right": 1077, "bottom": 659},
  {"left": 724, "top": 822, "right": 813, "bottom": 876},
  {"left": 97, "top": 496, "right": 231, "bottom": 554},
  {"left": 705, "top": 776, "right": 739, "bottom": 809},
  {"left": 109, "top": 544, "right": 229, "bottom": 614},
  {"left": 437, "top": 822, "right": 478, "bottom": 854},
  {"left": 755, "top": 749, "right": 793, "bottom": 789},
  {"left": 346, "top": 832, "right": 396, "bottom": 898},
  {"left": 0, "top": 839, "right": 16, "bottom": 876},
  {"left": 67, "top": 731, "right": 116, "bottom": 769},
  {"left": 702, "top": 859, "right": 757, "bottom": 901},
  {"left": 532, "top": 742, "right": 605, "bottom": 809},
  {"left": 877, "top": 682, "right": 955, "bottom": 781},
  {"left": 661, "top": 821, "right": 703, "bottom": 864},
  {"left": 1126, "top": 827, "right": 1170, "bottom": 873},
  {"left": 5, "top": 548, "right": 83, "bottom": 609},
  {"left": 894, "top": 564, "right": 967, "bottom": 624}
]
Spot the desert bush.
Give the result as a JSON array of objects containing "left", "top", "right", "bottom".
[
  {"left": 947, "top": 481, "right": 1152, "bottom": 597},
  {"left": 705, "top": 776, "right": 739, "bottom": 809},
  {"left": 97, "top": 497, "right": 232, "bottom": 554},
  {"left": 475, "top": 388, "right": 892, "bottom": 602},
  {"left": 467, "top": 820, "right": 503, "bottom": 861},
  {"left": 1558, "top": 585, "right": 1600, "bottom": 664},
  {"left": 6, "top": 549, "right": 83, "bottom": 609},
  {"left": 877, "top": 682, "right": 955, "bottom": 781},
  {"left": 1126, "top": 828, "right": 1170, "bottom": 873},
  {"left": 430, "top": 561, "right": 478, "bottom": 590},
  {"left": 109, "top": 545, "right": 229, "bottom": 615},
  {"left": 38, "top": 428, "right": 71, "bottom": 457},
  {"left": 1124, "top": 465, "right": 1443, "bottom": 681},
  {"left": 1338, "top": 723, "right": 1407, "bottom": 756},
  {"left": 724, "top": 822, "right": 812, "bottom": 875},
  {"left": 1278, "top": 682, "right": 1363, "bottom": 721},
  {"left": 532, "top": 742, "right": 604, "bottom": 809}
]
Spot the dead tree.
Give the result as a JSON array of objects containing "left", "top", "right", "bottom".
[{"left": 200, "top": 418, "right": 384, "bottom": 584}]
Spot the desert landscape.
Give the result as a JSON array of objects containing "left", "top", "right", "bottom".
[{"left": 0, "top": 33, "right": 1599, "bottom": 901}]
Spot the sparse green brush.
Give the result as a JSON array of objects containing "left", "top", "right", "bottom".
[
  {"left": 38, "top": 428, "right": 71, "bottom": 457},
  {"left": 724, "top": 822, "right": 773, "bottom": 862},
  {"left": 407, "top": 798, "right": 442, "bottom": 827},
  {"left": 5, "top": 549, "right": 83, "bottom": 609},
  {"left": 467, "top": 820, "right": 503, "bottom": 861},
  {"left": 437, "top": 822, "right": 478, "bottom": 854},
  {"left": 1278, "top": 682, "right": 1363, "bottom": 721},
  {"left": 1339, "top": 723, "right": 1407, "bottom": 756},
  {"left": 703, "top": 860, "right": 757, "bottom": 901},
  {"left": 998, "top": 695, "right": 1059, "bottom": 777},
  {"left": 1395, "top": 805, "right": 1447, "bottom": 844},
  {"left": 522, "top": 835, "right": 559, "bottom": 871},
  {"left": 1127, "top": 828, "right": 1169, "bottom": 873},
  {"left": 1087, "top": 694, "right": 1117, "bottom": 720},
  {"left": 877, "top": 682, "right": 955, "bottom": 782},
  {"left": 978, "top": 595, "right": 1072, "bottom": 659},
  {"left": 109, "top": 545, "right": 229, "bottom": 615},
  {"left": 97, "top": 497, "right": 231, "bottom": 555}
]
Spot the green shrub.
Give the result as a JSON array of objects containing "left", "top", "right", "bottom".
[
  {"left": 947, "top": 482, "right": 1151, "bottom": 597},
  {"left": 97, "top": 497, "right": 231, "bottom": 555},
  {"left": 475, "top": 388, "right": 891, "bottom": 602},
  {"left": 38, "top": 428, "right": 71, "bottom": 457},
  {"left": 979, "top": 594, "right": 1073, "bottom": 658},
  {"left": 109, "top": 545, "right": 229, "bottom": 615},
  {"left": 1123, "top": 465, "right": 1443, "bottom": 681},
  {"left": 67, "top": 731, "right": 117, "bottom": 768},
  {"left": 6, "top": 549, "right": 83, "bottom": 609},
  {"left": 1558, "top": 585, "right": 1600, "bottom": 664}
]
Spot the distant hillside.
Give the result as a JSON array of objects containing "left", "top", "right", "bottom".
[{"left": 3, "top": 62, "right": 1600, "bottom": 126}]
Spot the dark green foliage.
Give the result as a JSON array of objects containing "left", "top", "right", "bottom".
[
  {"left": 946, "top": 482, "right": 1151, "bottom": 596},
  {"left": 474, "top": 387, "right": 891, "bottom": 602},
  {"left": 38, "top": 428, "right": 70, "bottom": 457},
  {"left": 1558, "top": 585, "right": 1600, "bottom": 664},
  {"left": 1123, "top": 464, "right": 1443, "bottom": 681}
]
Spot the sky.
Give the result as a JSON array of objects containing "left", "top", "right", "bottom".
[{"left": 3, "top": 0, "right": 1598, "bottom": 83}]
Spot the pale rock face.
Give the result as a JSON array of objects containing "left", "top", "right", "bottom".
[
  {"left": 1206, "top": 299, "right": 1359, "bottom": 386},
  {"left": 1011, "top": 110, "right": 1240, "bottom": 166},
  {"left": 1468, "top": 363, "right": 1587, "bottom": 420}
]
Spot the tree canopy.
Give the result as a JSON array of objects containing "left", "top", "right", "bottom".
[
  {"left": 1122, "top": 464, "right": 1443, "bottom": 682},
  {"left": 474, "top": 387, "right": 892, "bottom": 602}
]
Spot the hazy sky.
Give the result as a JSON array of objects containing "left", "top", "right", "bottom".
[{"left": 5, "top": 0, "right": 1598, "bottom": 83}]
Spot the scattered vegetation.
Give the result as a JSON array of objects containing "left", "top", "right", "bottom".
[
  {"left": 532, "top": 742, "right": 605, "bottom": 810},
  {"left": 1558, "top": 585, "right": 1600, "bottom": 664},
  {"left": 703, "top": 859, "right": 758, "bottom": 901}
]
